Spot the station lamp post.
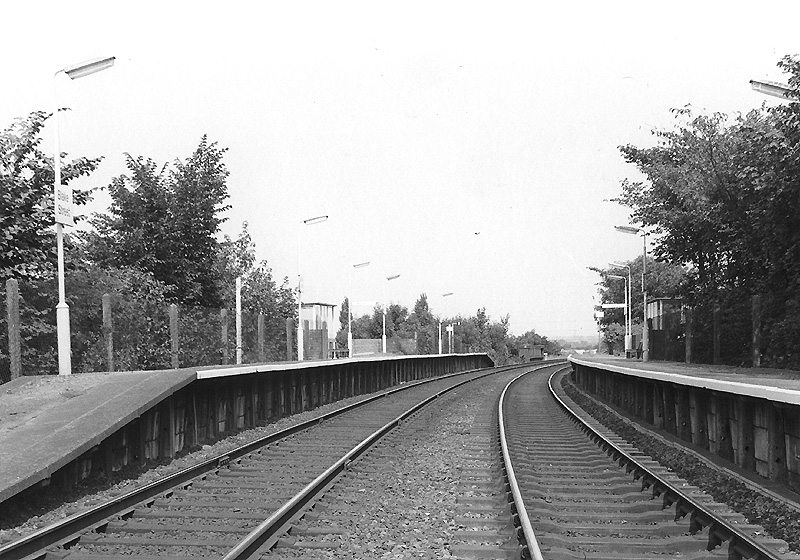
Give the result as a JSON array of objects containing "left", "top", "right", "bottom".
[
  {"left": 297, "top": 215, "right": 328, "bottom": 361},
  {"left": 53, "top": 56, "right": 115, "bottom": 376},
  {"left": 609, "top": 262, "right": 632, "bottom": 356},
  {"left": 347, "top": 261, "right": 370, "bottom": 357},
  {"left": 382, "top": 274, "right": 401, "bottom": 353},
  {"left": 614, "top": 225, "right": 648, "bottom": 360}
]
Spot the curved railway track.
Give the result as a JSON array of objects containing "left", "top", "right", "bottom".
[
  {"left": 3, "top": 361, "right": 792, "bottom": 560},
  {"left": 499, "top": 366, "right": 790, "bottom": 560}
]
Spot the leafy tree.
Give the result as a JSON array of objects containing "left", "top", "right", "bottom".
[
  {"left": 411, "top": 294, "right": 435, "bottom": 354},
  {"left": 386, "top": 303, "right": 409, "bottom": 338},
  {"left": 613, "top": 54, "right": 800, "bottom": 366},
  {"left": 335, "top": 297, "right": 350, "bottom": 348},
  {"left": 602, "top": 323, "right": 626, "bottom": 355},
  {"left": 88, "top": 136, "right": 230, "bottom": 307}
]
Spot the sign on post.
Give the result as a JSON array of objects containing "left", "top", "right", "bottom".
[{"left": 55, "top": 184, "right": 73, "bottom": 226}]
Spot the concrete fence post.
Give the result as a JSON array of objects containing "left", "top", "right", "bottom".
[
  {"left": 169, "top": 303, "right": 179, "bottom": 369},
  {"left": 752, "top": 294, "right": 762, "bottom": 367},
  {"left": 286, "top": 318, "right": 294, "bottom": 361},
  {"left": 6, "top": 279, "right": 21, "bottom": 380},
  {"left": 258, "top": 313, "right": 266, "bottom": 363},
  {"left": 684, "top": 307, "right": 693, "bottom": 364},
  {"left": 220, "top": 309, "right": 229, "bottom": 365},
  {"left": 102, "top": 293, "right": 114, "bottom": 372},
  {"left": 712, "top": 304, "right": 721, "bottom": 365}
]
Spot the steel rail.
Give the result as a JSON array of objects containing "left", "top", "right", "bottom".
[
  {"left": 497, "top": 364, "right": 557, "bottom": 560},
  {"left": 219, "top": 362, "right": 544, "bottom": 560},
  {"left": 548, "top": 367, "right": 783, "bottom": 560},
  {"left": 0, "top": 364, "right": 514, "bottom": 560}
]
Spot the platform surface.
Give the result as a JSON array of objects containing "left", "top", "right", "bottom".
[
  {"left": 569, "top": 354, "right": 800, "bottom": 403},
  {"left": 0, "top": 369, "right": 196, "bottom": 502}
]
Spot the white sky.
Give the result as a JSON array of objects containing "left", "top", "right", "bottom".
[{"left": 2, "top": 1, "right": 797, "bottom": 338}]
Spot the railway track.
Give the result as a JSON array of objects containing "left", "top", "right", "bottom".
[
  {"left": 500, "top": 366, "right": 791, "bottom": 560},
  {"left": 3, "top": 361, "right": 792, "bottom": 560},
  {"left": 0, "top": 364, "right": 526, "bottom": 560}
]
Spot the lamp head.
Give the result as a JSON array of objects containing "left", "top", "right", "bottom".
[
  {"left": 303, "top": 215, "right": 328, "bottom": 225},
  {"left": 63, "top": 56, "right": 115, "bottom": 79},
  {"left": 614, "top": 225, "right": 640, "bottom": 235}
]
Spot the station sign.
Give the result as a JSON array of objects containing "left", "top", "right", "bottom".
[{"left": 55, "top": 184, "right": 73, "bottom": 226}]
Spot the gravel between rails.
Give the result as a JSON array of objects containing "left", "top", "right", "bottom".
[{"left": 264, "top": 367, "right": 524, "bottom": 559}]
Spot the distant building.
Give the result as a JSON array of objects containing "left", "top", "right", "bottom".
[
  {"left": 301, "top": 302, "right": 337, "bottom": 359},
  {"left": 519, "top": 344, "right": 544, "bottom": 361}
]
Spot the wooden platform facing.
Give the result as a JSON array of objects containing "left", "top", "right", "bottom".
[
  {"left": 0, "top": 353, "right": 493, "bottom": 508},
  {"left": 568, "top": 354, "right": 800, "bottom": 494}
]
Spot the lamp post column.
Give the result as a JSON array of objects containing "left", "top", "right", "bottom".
[
  {"left": 297, "top": 215, "right": 329, "bottom": 361},
  {"left": 54, "top": 102, "right": 71, "bottom": 375},
  {"left": 382, "top": 273, "right": 400, "bottom": 354},
  {"left": 347, "top": 298, "right": 353, "bottom": 358},
  {"left": 53, "top": 56, "right": 115, "bottom": 375},
  {"left": 642, "top": 233, "right": 649, "bottom": 361}
]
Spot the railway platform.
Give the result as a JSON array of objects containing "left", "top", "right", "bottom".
[
  {"left": 0, "top": 353, "right": 492, "bottom": 511},
  {"left": 572, "top": 353, "right": 800, "bottom": 390},
  {"left": 0, "top": 369, "right": 195, "bottom": 503},
  {"left": 569, "top": 354, "right": 800, "bottom": 497}
]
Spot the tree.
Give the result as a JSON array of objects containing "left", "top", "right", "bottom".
[
  {"left": 88, "top": 136, "right": 231, "bottom": 307},
  {"left": 411, "top": 294, "right": 435, "bottom": 354},
  {"left": 613, "top": 54, "right": 800, "bottom": 366},
  {"left": 1, "top": 111, "right": 100, "bottom": 282},
  {"left": 335, "top": 297, "right": 350, "bottom": 349}
]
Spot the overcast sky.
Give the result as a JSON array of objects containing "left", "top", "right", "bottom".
[{"left": 3, "top": 2, "right": 798, "bottom": 338}]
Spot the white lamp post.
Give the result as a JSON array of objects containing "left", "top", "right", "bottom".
[
  {"left": 437, "top": 292, "right": 453, "bottom": 354},
  {"left": 614, "top": 225, "right": 648, "bottom": 361},
  {"left": 53, "top": 56, "right": 115, "bottom": 376},
  {"left": 347, "top": 261, "right": 370, "bottom": 357},
  {"left": 297, "top": 215, "right": 328, "bottom": 361},
  {"left": 382, "top": 273, "right": 401, "bottom": 353},
  {"left": 609, "top": 262, "right": 632, "bottom": 356}
]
